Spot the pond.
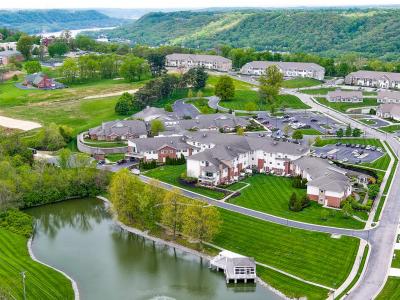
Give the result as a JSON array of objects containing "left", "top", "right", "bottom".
[{"left": 27, "top": 198, "right": 282, "bottom": 300}]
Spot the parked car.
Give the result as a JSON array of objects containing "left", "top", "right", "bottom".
[
  {"left": 355, "top": 144, "right": 360, "bottom": 148},
  {"left": 321, "top": 154, "right": 327, "bottom": 159},
  {"left": 97, "top": 160, "right": 105, "bottom": 165},
  {"left": 366, "top": 145, "right": 371, "bottom": 150},
  {"left": 351, "top": 144, "right": 356, "bottom": 148},
  {"left": 361, "top": 145, "right": 366, "bottom": 149},
  {"left": 377, "top": 147, "right": 383, "bottom": 152},
  {"left": 371, "top": 146, "right": 377, "bottom": 151},
  {"left": 310, "top": 119, "right": 318, "bottom": 122},
  {"left": 336, "top": 142, "right": 342, "bottom": 146},
  {"left": 346, "top": 143, "right": 351, "bottom": 147}
]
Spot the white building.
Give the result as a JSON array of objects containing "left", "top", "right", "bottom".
[
  {"left": 376, "top": 103, "right": 400, "bottom": 121},
  {"left": 240, "top": 61, "right": 325, "bottom": 80},
  {"left": 327, "top": 89, "right": 363, "bottom": 103},
  {"left": 345, "top": 70, "right": 400, "bottom": 90},
  {"left": 377, "top": 90, "right": 400, "bottom": 104},
  {"left": 166, "top": 53, "right": 232, "bottom": 72}
]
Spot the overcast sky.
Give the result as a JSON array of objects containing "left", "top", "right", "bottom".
[{"left": 1, "top": 0, "right": 399, "bottom": 9}]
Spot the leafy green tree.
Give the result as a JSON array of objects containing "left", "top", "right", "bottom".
[
  {"left": 196, "top": 90, "right": 203, "bottom": 98},
  {"left": 336, "top": 128, "right": 344, "bottom": 138},
  {"left": 182, "top": 204, "right": 221, "bottom": 247},
  {"left": 24, "top": 61, "right": 42, "bottom": 74},
  {"left": 352, "top": 128, "right": 362, "bottom": 137},
  {"left": 215, "top": 75, "right": 235, "bottom": 101},
  {"left": 292, "top": 130, "right": 303, "bottom": 141},
  {"left": 150, "top": 119, "right": 165, "bottom": 136},
  {"left": 115, "top": 92, "right": 135, "bottom": 115},
  {"left": 342, "top": 201, "right": 353, "bottom": 219},
  {"left": 57, "top": 148, "right": 72, "bottom": 169},
  {"left": 236, "top": 127, "right": 245, "bottom": 136},
  {"left": 147, "top": 51, "right": 166, "bottom": 76},
  {"left": 120, "top": 55, "right": 150, "bottom": 82},
  {"left": 187, "top": 89, "right": 194, "bottom": 98},
  {"left": 258, "top": 65, "right": 283, "bottom": 104},
  {"left": 48, "top": 41, "right": 69, "bottom": 57},
  {"left": 161, "top": 189, "right": 185, "bottom": 239},
  {"left": 320, "top": 210, "right": 329, "bottom": 221},
  {"left": 17, "top": 35, "right": 34, "bottom": 60},
  {"left": 60, "top": 58, "right": 79, "bottom": 83},
  {"left": 345, "top": 124, "right": 352, "bottom": 137},
  {"left": 289, "top": 192, "right": 301, "bottom": 212},
  {"left": 58, "top": 125, "right": 73, "bottom": 143}
]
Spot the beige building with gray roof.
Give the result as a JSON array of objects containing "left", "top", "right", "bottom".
[
  {"left": 376, "top": 103, "right": 400, "bottom": 121},
  {"left": 240, "top": 61, "right": 325, "bottom": 80},
  {"left": 327, "top": 89, "right": 363, "bottom": 103},
  {"left": 377, "top": 90, "right": 400, "bottom": 104},
  {"left": 166, "top": 53, "right": 232, "bottom": 72},
  {"left": 345, "top": 70, "right": 400, "bottom": 90}
]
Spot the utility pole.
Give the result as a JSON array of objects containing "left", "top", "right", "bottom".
[{"left": 21, "top": 271, "right": 26, "bottom": 300}]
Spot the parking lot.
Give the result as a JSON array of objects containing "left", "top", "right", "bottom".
[
  {"left": 257, "top": 111, "right": 345, "bottom": 136},
  {"left": 312, "top": 143, "right": 384, "bottom": 164}
]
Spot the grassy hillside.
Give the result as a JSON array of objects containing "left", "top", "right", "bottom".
[
  {"left": 0, "top": 9, "right": 125, "bottom": 33},
  {"left": 106, "top": 9, "right": 400, "bottom": 59}
]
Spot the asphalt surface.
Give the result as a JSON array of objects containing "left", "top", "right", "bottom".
[
  {"left": 313, "top": 144, "right": 384, "bottom": 164},
  {"left": 172, "top": 99, "right": 200, "bottom": 118}
]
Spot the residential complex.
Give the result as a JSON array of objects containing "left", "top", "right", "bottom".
[
  {"left": 165, "top": 53, "right": 232, "bottom": 72},
  {"left": 376, "top": 103, "right": 400, "bottom": 121},
  {"left": 88, "top": 120, "right": 148, "bottom": 141},
  {"left": 377, "top": 90, "right": 400, "bottom": 104},
  {"left": 327, "top": 89, "right": 363, "bottom": 103},
  {"left": 0, "top": 49, "right": 23, "bottom": 65},
  {"left": 240, "top": 61, "right": 325, "bottom": 80},
  {"left": 345, "top": 70, "right": 400, "bottom": 89}
]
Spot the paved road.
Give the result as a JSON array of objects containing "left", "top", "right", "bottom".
[{"left": 173, "top": 99, "right": 200, "bottom": 118}]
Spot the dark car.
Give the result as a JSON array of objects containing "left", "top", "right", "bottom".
[
  {"left": 310, "top": 119, "right": 318, "bottom": 122},
  {"left": 360, "top": 144, "right": 366, "bottom": 149},
  {"left": 345, "top": 143, "right": 351, "bottom": 147},
  {"left": 351, "top": 144, "right": 356, "bottom": 148},
  {"left": 97, "top": 160, "right": 105, "bottom": 165},
  {"left": 117, "top": 159, "right": 127, "bottom": 165}
]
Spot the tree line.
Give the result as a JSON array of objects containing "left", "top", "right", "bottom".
[{"left": 109, "top": 169, "right": 221, "bottom": 247}]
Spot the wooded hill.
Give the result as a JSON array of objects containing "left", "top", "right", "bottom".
[
  {"left": 105, "top": 9, "right": 400, "bottom": 60},
  {"left": 0, "top": 9, "right": 125, "bottom": 34}
]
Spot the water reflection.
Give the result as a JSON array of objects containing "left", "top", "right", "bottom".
[{"left": 27, "top": 198, "right": 282, "bottom": 300}]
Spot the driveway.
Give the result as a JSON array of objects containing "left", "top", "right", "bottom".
[{"left": 173, "top": 99, "right": 200, "bottom": 118}]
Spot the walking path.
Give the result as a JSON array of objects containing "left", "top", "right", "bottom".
[
  {"left": 82, "top": 89, "right": 138, "bottom": 100},
  {"left": 0, "top": 115, "right": 41, "bottom": 131}
]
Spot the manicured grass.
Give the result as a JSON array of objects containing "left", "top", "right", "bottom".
[
  {"left": 363, "top": 153, "right": 391, "bottom": 171},
  {"left": 392, "top": 250, "right": 400, "bottom": 268},
  {"left": 376, "top": 277, "right": 400, "bottom": 300},
  {"left": 228, "top": 175, "right": 364, "bottom": 229},
  {"left": 214, "top": 209, "right": 360, "bottom": 288},
  {"left": 281, "top": 78, "right": 322, "bottom": 89},
  {"left": 257, "top": 266, "right": 329, "bottom": 300},
  {"left": 186, "top": 98, "right": 215, "bottom": 114},
  {"left": 296, "top": 128, "right": 323, "bottom": 135},
  {"left": 335, "top": 245, "right": 369, "bottom": 299},
  {"left": 83, "top": 139, "right": 128, "bottom": 148},
  {"left": 314, "top": 138, "right": 383, "bottom": 148},
  {"left": 225, "top": 181, "right": 248, "bottom": 191},
  {"left": 0, "top": 228, "right": 74, "bottom": 299},
  {"left": 381, "top": 125, "right": 400, "bottom": 133},
  {"left": 105, "top": 153, "right": 125, "bottom": 162},
  {"left": 359, "top": 119, "right": 377, "bottom": 125},
  {"left": 301, "top": 88, "right": 377, "bottom": 96},
  {"left": 315, "top": 97, "right": 378, "bottom": 113},
  {"left": 144, "top": 164, "right": 225, "bottom": 199}
]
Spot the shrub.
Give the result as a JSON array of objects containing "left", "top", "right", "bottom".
[
  {"left": 320, "top": 210, "right": 329, "bottom": 221},
  {"left": 179, "top": 172, "right": 198, "bottom": 185},
  {"left": 0, "top": 209, "right": 33, "bottom": 238},
  {"left": 139, "top": 160, "right": 157, "bottom": 170},
  {"left": 368, "top": 184, "right": 380, "bottom": 200}
]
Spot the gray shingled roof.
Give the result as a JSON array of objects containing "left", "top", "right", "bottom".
[
  {"left": 327, "top": 89, "right": 363, "bottom": 99},
  {"left": 176, "top": 114, "right": 250, "bottom": 131},
  {"left": 307, "top": 171, "right": 351, "bottom": 193},
  {"left": 133, "top": 107, "right": 178, "bottom": 122},
  {"left": 130, "top": 136, "right": 193, "bottom": 152},
  {"left": 377, "top": 103, "right": 400, "bottom": 116},
  {"left": 378, "top": 90, "right": 400, "bottom": 101},
  {"left": 346, "top": 70, "right": 400, "bottom": 82},
  {"left": 242, "top": 61, "right": 325, "bottom": 72},
  {"left": 89, "top": 120, "right": 147, "bottom": 137},
  {"left": 166, "top": 53, "right": 231, "bottom": 64}
]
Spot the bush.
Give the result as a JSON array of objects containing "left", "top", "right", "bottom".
[
  {"left": 0, "top": 209, "right": 33, "bottom": 238},
  {"left": 289, "top": 193, "right": 310, "bottom": 212},
  {"left": 179, "top": 172, "right": 198, "bottom": 185},
  {"left": 320, "top": 210, "right": 329, "bottom": 221},
  {"left": 292, "top": 176, "right": 308, "bottom": 189},
  {"left": 165, "top": 154, "right": 186, "bottom": 165},
  {"left": 368, "top": 184, "right": 380, "bottom": 200},
  {"left": 139, "top": 160, "right": 157, "bottom": 170},
  {"left": 12, "top": 74, "right": 18, "bottom": 81}
]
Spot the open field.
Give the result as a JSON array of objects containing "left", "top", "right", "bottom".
[
  {"left": 376, "top": 277, "right": 400, "bottom": 300},
  {"left": 0, "top": 228, "right": 74, "bottom": 299},
  {"left": 282, "top": 78, "right": 322, "bottom": 89},
  {"left": 257, "top": 266, "right": 329, "bottom": 300},
  {"left": 144, "top": 164, "right": 225, "bottom": 199},
  {"left": 380, "top": 124, "right": 400, "bottom": 133},
  {"left": 214, "top": 209, "right": 360, "bottom": 288},
  {"left": 315, "top": 97, "right": 378, "bottom": 113},
  {"left": 228, "top": 175, "right": 364, "bottom": 229}
]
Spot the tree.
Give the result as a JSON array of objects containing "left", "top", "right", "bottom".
[
  {"left": 115, "top": 92, "right": 135, "bottom": 115},
  {"left": 182, "top": 204, "right": 221, "bottom": 247},
  {"left": 59, "top": 125, "right": 73, "bottom": 143},
  {"left": 258, "top": 65, "right": 283, "bottom": 104},
  {"left": 150, "top": 119, "right": 165, "bottom": 136},
  {"left": 48, "top": 41, "right": 69, "bottom": 57},
  {"left": 345, "top": 124, "right": 352, "bottom": 137},
  {"left": 288, "top": 192, "right": 302, "bottom": 212},
  {"left": 352, "top": 128, "right": 362, "bottom": 137},
  {"left": 236, "top": 127, "right": 245, "bottom": 136},
  {"left": 283, "top": 124, "right": 291, "bottom": 136},
  {"left": 57, "top": 148, "right": 72, "bottom": 169},
  {"left": 196, "top": 90, "right": 203, "bottom": 98},
  {"left": 17, "top": 35, "right": 34, "bottom": 60},
  {"left": 336, "top": 128, "right": 344, "bottom": 138},
  {"left": 194, "top": 67, "right": 208, "bottom": 89},
  {"left": 60, "top": 58, "right": 78, "bottom": 83},
  {"left": 245, "top": 102, "right": 257, "bottom": 112},
  {"left": 320, "top": 210, "right": 329, "bottom": 221},
  {"left": 215, "top": 75, "right": 235, "bottom": 101},
  {"left": 161, "top": 189, "right": 185, "bottom": 239},
  {"left": 187, "top": 89, "right": 194, "bottom": 99},
  {"left": 342, "top": 201, "right": 353, "bottom": 219},
  {"left": 147, "top": 51, "right": 166, "bottom": 76},
  {"left": 292, "top": 130, "right": 303, "bottom": 141},
  {"left": 24, "top": 61, "right": 41, "bottom": 74},
  {"left": 120, "top": 55, "right": 150, "bottom": 82}
]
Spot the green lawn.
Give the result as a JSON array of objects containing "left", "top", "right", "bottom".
[
  {"left": 144, "top": 164, "right": 225, "bottom": 199},
  {"left": 301, "top": 88, "right": 377, "bottom": 96},
  {"left": 381, "top": 125, "right": 400, "bottom": 133},
  {"left": 296, "top": 128, "right": 323, "bottom": 135},
  {"left": 363, "top": 153, "right": 391, "bottom": 171},
  {"left": 186, "top": 98, "right": 215, "bottom": 114},
  {"left": 314, "top": 138, "right": 383, "bottom": 148},
  {"left": 359, "top": 119, "right": 378, "bottom": 125},
  {"left": 214, "top": 209, "right": 360, "bottom": 288},
  {"left": 0, "top": 228, "right": 74, "bottom": 300},
  {"left": 392, "top": 250, "right": 400, "bottom": 268},
  {"left": 282, "top": 78, "right": 322, "bottom": 89},
  {"left": 83, "top": 139, "right": 128, "bottom": 148},
  {"left": 376, "top": 277, "right": 400, "bottom": 300},
  {"left": 315, "top": 97, "right": 378, "bottom": 113},
  {"left": 227, "top": 175, "right": 364, "bottom": 229},
  {"left": 105, "top": 153, "right": 125, "bottom": 162},
  {"left": 257, "top": 266, "right": 329, "bottom": 300}
]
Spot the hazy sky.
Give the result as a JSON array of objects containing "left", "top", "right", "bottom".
[{"left": 1, "top": 0, "right": 399, "bottom": 9}]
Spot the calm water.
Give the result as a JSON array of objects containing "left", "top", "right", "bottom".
[{"left": 27, "top": 198, "right": 282, "bottom": 300}]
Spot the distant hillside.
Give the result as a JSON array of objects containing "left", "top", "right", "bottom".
[
  {"left": 105, "top": 9, "right": 400, "bottom": 60},
  {"left": 0, "top": 9, "right": 126, "bottom": 34}
]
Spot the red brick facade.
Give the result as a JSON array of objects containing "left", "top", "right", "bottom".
[
  {"left": 326, "top": 196, "right": 342, "bottom": 208},
  {"left": 157, "top": 146, "right": 177, "bottom": 162}
]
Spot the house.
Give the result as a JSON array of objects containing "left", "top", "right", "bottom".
[
  {"left": 170, "top": 113, "right": 250, "bottom": 133},
  {"left": 210, "top": 250, "right": 256, "bottom": 284},
  {"left": 0, "top": 42, "right": 17, "bottom": 51},
  {"left": 376, "top": 103, "right": 400, "bottom": 121},
  {"left": 240, "top": 61, "right": 325, "bottom": 80},
  {"left": 186, "top": 132, "right": 309, "bottom": 186},
  {"left": 127, "top": 136, "right": 199, "bottom": 162},
  {"left": 132, "top": 106, "right": 179, "bottom": 125},
  {"left": 88, "top": 120, "right": 148, "bottom": 141},
  {"left": 345, "top": 70, "right": 400, "bottom": 90},
  {"left": 326, "top": 89, "right": 363, "bottom": 103},
  {"left": 0, "top": 50, "right": 23, "bottom": 65},
  {"left": 377, "top": 90, "right": 400, "bottom": 104},
  {"left": 24, "top": 72, "right": 63, "bottom": 89},
  {"left": 166, "top": 53, "right": 232, "bottom": 72},
  {"left": 291, "top": 156, "right": 367, "bottom": 208}
]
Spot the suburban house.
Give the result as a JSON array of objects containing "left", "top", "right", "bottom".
[
  {"left": 165, "top": 53, "right": 232, "bottom": 72},
  {"left": 186, "top": 132, "right": 309, "bottom": 186},
  {"left": 127, "top": 136, "right": 199, "bottom": 162},
  {"left": 0, "top": 42, "right": 17, "bottom": 51},
  {"left": 167, "top": 113, "right": 251, "bottom": 133},
  {"left": 24, "top": 72, "right": 63, "bottom": 89},
  {"left": 345, "top": 70, "right": 400, "bottom": 90},
  {"left": 290, "top": 156, "right": 372, "bottom": 208},
  {"left": 133, "top": 106, "right": 179, "bottom": 125},
  {"left": 0, "top": 49, "right": 23, "bottom": 65},
  {"left": 377, "top": 90, "right": 400, "bottom": 104},
  {"left": 376, "top": 104, "right": 400, "bottom": 121},
  {"left": 327, "top": 89, "right": 363, "bottom": 103},
  {"left": 88, "top": 120, "right": 148, "bottom": 141},
  {"left": 240, "top": 61, "right": 325, "bottom": 80},
  {"left": 210, "top": 250, "right": 256, "bottom": 284}
]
